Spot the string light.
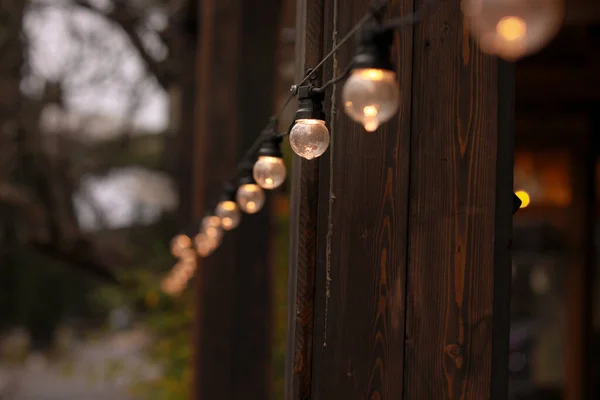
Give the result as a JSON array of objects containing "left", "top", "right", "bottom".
[
  {"left": 462, "top": 0, "right": 564, "bottom": 60},
  {"left": 195, "top": 232, "right": 219, "bottom": 257},
  {"left": 165, "top": 0, "right": 566, "bottom": 291},
  {"left": 290, "top": 85, "right": 330, "bottom": 160},
  {"left": 342, "top": 26, "right": 399, "bottom": 132},
  {"left": 201, "top": 215, "right": 224, "bottom": 241},
  {"left": 236, "top": 174, "right": 266, "bottom": 214},
  {"left": 170, "top": 234, "right": 193, "bottom": 258},
  {"left": 215, "top": 185, "right": 242, "bottom": 230},
  {"left": 253, "top": 136, "right": 286, "bottom": 189}
]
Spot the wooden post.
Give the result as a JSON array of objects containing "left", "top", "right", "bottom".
[
  {"left": 192, "top": 0, "right": 282, "bottom": 398},
  {"left": 286, "top": 0, "right": 515, "bottom": 398}
]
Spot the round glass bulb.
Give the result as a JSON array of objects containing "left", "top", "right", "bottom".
[
  {"left": 195, "top": 233, "right": 219, "bottom": 257},
  {"left": 462, "top": 0, "right": 563, "bottom": 60},
  {"left": 201, "top": 216, "right": 223, "bottom": 241},
  {"left": 170, "top": 234, "right": 192, "bottom": 258},
  {"left": 161, "top": 276, "right": 178, "bottom": 295},
  {"left": 236, "top": 183, "right": 266, "bottom": 214},
  {"left": 253, "top": 156, "right": 287, "bottom": 189},
  {"left": 215, "top": 200, "right": 242, "bottom": 230},
  {"left": 179, "top": 247, "right": 197, "bottom": 263},
  {"left": 289, "top": 119, "right": 330, "bottom": 160},
  {"left": 342, "top": 68, "right": 400, "bottom": 132}
]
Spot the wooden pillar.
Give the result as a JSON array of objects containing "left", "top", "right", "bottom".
[
  {"left": 192, "top": 0, "right": 282, "bottom": 398},
  {"left": 287, "top": 0, "right": 515, "bottom": 398},
  {"left": 565, "top": 109, "right": 598, "bottom": 400}
]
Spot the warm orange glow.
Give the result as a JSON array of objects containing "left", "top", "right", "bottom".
[
  {"left": 363, "top": 120, "right": 379, "bottom": 132},
  {"left": 361, "top": 68, "right": 384, "bottom": 80},
  {"left": 496, "top": 16, "right": 527, "bottom": 42},
  {"left": 363, "top": 105, "right": 378, "bottom": 117},
  {"left": 515, "top": 190, "right": 530, "bottom": 208},
  {"left": 221, "top": 200, "right": 237, "bottom": 211}
]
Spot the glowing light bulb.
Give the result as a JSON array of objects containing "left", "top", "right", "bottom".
[
  {"left": 253, "top": 156, "right": 286, "bottom": 189},
  {"left": 342, "top": 68, "right": 400, "bottom": 132},
  {"left": 161, "top": 277, "right": 178, "bottom": 295},
  {"left": 496, "top": 16, "right": 527, "bottom": 41},
  {"left": 179, "top": 247, "right": 197, "bottom": 263},
  {"left": 236, "top": 183, "right": 266, "bottom": 214},
  {"left": 215, "top": 200, "right": 241, "bottom": 230},
  {"left": 195, "top": 233, "right": 219, "bottom": 257},
  {"left": 515, "top": 190, "right": 530, "bottom": 208},
  {"left": 289, "top": 119, "right": 330, "bottom": 160},
  {"left": 201, "top": 215, "right": 223, "bottom": 241},
  {"left": 179, "top": 259, "right": 196, "bottom": 280},
  {"left": 170, "top": 234, "right": 192, "bottom": 258},
  {"left": 462, "top": 0, "right": 563, "bottom": 60}
]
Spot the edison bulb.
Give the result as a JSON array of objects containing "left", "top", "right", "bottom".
[
  {"left": 253, "top": 156, "right": 286, "bottom": 189},
  {"left": 236, "top": 183, "right": 266, "bottom": 214},
  {"left": 342, "top": 68, "right": 400, "bottom": 132},
  {"left": 170, "top": 234, "right": 192, "bottom": 258},
  {"left": 215, "top": 200, "right": 241, "bottom": 230},
  {"left": 195, "top": 232, "right": 219, "bottom": 257},
  {"left": 289, "top": 119, "right": 330, "bottom": 160},
  {"left": 462, "top": 0, "right": 563, "bottom": 60}
]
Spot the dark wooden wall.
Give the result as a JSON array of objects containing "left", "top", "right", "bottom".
[
  {"left": 287, "top": 0, "right": 515, "bottom": 398},
  {"left": 192, "top": 0, "right": 282, "bottom": 398}
]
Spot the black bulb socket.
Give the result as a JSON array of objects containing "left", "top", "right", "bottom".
[
  {"left": 352, "top": 24, "right": 395, "bottom": 71},
  {"left": 237, "top": 164, "right": 258, "bottom": 187},
  {"left": 219, "top": 183, "right": 237, "bottom": 203},
  {"left": 257, "top": 136, "right": 283, "bottom": 158},
  {"left": 295, "top": 85, "right": 326, "bottom": 121}
]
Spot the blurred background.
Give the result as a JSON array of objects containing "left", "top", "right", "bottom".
[{"left": 0, "top": 0, "right": 599, "bottom": 399}]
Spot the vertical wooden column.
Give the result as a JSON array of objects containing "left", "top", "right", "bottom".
[
  {"left": 403, "top": 0, "right": 514, "bottom": 397},
  {"left": 286, "top": 0, "right": 515, "bottom": 399},
  {"left": 285, "top": 0, "right": 325, "bottom": 399},
  {"left": 193, "top": 0, "right": 282, "bottom": 398},
  {"left": 565, "top": 110, "right": 598, "bottom": 400}
]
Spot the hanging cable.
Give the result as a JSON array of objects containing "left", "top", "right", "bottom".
[{"left": 164, "top": 0, "right": 451, "bottom": 292}]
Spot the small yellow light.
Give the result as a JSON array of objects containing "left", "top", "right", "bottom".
[
  {"left": 362, "top": 68, "right": 384, "bottom": 80},
  {"left": 363, "top": 105, "right": 378, "bottom": 117},
  {"left": 515, "top": 190, "right": 530, "bottom": 208},
  {"left": 170, "top": 234, "right": 192, "bottom": 258},
  {"left": 496, "top": 16, "right": 527, "bottom": 42},
  {"left": 363, "top": 120, "right": 379, "bottom": 132}
]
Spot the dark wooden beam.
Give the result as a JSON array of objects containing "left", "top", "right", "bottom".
[
  {"left": 193, "top": 0, "right": 282, "bottom": 398},
  {"left": 287, "top": 0, "right": 514, "bottom": 399},
  {"left": 285, "top": 0, "right": 325, "bottom": 399},
  {"left": 565, "top": 0, "right": 600, "bottom": 25},
  {"left": 403, "top": 0, "right": 514, "bottom": 397}
]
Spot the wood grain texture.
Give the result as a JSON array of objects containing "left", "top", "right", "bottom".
[
  {"left": 285, "top": 0, "right": 325, "bottom": 399},
  {"left": 309, "top": 0, "right": 414, "bottom": 398},
  {"left": 403, "top": 1, "right": 513, "bottom": 398},
  {"left": 194, "top": 0, "right": 281, "bottom": 398},
  {"left": 290, "top": 0, "right": 513, "bottom": 398}
]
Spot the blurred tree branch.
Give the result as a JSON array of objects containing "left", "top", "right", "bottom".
[
  {"left": 0, "top": 0, "right": 185, "bottom": 283},
  {"left": 70, "top": 0, "right": 175, "bottom": 89}
]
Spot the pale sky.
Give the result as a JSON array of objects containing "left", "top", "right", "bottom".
[
  {"left": 25, "top": 0, "right": 169, "bottom": 133},
  {"left": 25, "top": 1, "right": 174, "bottom": 230}
]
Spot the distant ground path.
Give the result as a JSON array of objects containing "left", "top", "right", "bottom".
[{"left": 0, "top": 329, "right": 157, "bottom": 400}]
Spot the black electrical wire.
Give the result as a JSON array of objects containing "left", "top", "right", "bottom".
[{"left": 175, "top": 0, "right": 443, "bottom": 252}]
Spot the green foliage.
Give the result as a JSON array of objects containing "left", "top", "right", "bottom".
[{"left": 92, "top": 222, "right": 194, "bottom": 400}]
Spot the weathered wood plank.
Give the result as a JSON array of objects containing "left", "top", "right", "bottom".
[
  {"left": 402, "top": 0, "right": 514, "bottom": 398},
  {"left": 285, "top": 0, "right": 325, "bottom": 399},
  {"left": 308, "top": 0, "right": 414, "bottom": 398},
  {"left": 194, "top": 0, "right": 281, "bottom": 398}
]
